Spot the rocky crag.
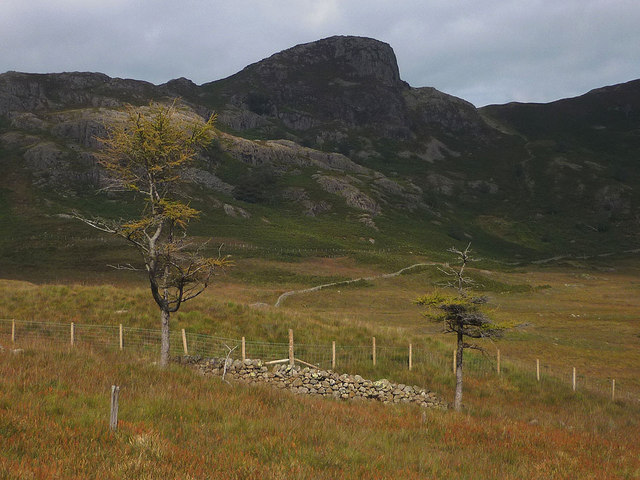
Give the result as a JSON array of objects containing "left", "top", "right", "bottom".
[
  {"left": 179, "top": 356, "right": 447, "bottom": 409},
  {"left": 205, "top": 35, "right": 495, "bottom": 147}
]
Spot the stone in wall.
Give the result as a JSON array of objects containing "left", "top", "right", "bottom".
[{"left": 177, "top": 356, "right": 447, "bottom": 410}]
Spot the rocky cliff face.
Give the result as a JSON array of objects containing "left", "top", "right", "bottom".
[
  {"left": 204, "top": 36, "right": 495, "bottom": 145},
  {"left": 249, "top": 35, "right": 404, "bottom": 89},
  {"left": 206, "top": 36, "right": 408, "bottom": 137},
  {"left": 0, "top": 71, "right": 162, "bottom": 115}
]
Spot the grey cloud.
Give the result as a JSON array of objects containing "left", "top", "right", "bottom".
[{"left": 1, "top": 0, "right": 639, "bottom": 106}]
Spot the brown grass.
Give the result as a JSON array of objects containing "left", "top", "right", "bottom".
[
  {"left": 1, "top": 342, "right": 639, "bottom": 479},
  {"left": 2, "top": 256, "right": 640, "bottom": 478}
]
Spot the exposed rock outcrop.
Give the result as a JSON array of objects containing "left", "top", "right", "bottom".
[
  {"left": 0, "top": 71, "right": 157, "bottom": 115},
  {"left": 219, "top": 132, "right": 369, "bottom": 174},
  {"left": 22, "top": 141, "right": 100, "bottom": 187},
  {"left": 251, "top": 35, "right": 404, "bottom": 88},
  {"left": 281, "top": 187, "right": 332, "bottom": 216},
  {"left": 182, "top": 167, "right": 234, "bottom": 195},
  {"left": 210, "top": 37, "right": 407, "bottom": 130},
  {"left": 223, "top": 204, "right": 251, "bottom": 219},
  {"left": 403, "top": 87, "right": 490, "bottom": 135},
  {"left": 313, "top": 174, "right": 380, "bottom": 214},
  {"left": 206, "top": 35, "right": 496, "bottom": 147}
]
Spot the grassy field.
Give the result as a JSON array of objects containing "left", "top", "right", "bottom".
[{"left": 2, "top": 253, "right": 640, "bottom": 478}]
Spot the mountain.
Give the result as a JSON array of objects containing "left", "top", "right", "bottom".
[
  {"left": 197, "top": 36, "right": 493, "bottom": 143},
  {"left": 0, "top": 36, "right": 638, "bottom": 271},
  {"left": 480, "top": 80, "right": 640, "bottom": 236}
]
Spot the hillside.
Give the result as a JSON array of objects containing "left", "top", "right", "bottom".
[
  {"left": 0, "top": 36, "right": 639, "bottom": 272},
  {"left": 481, "top": 80, "right": 640, "bottom": 240}
]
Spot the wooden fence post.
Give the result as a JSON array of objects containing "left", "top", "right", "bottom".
[
  {"left": 453, "top": 350, "right": 457, "bottom": 375},
  {"left": 612, "top": 379, "right": 616, "bottom": 402},
  {"left": 408, "top": 343, "right": 413, "bottom": 371},
  {"left": 332, "top": 341, "right": 336, "bottom": 370},
  {"left": 110, "top": 385, "right": 120, "bottom": 432},
  {"left": 11, "top": 319, "right": 15, "bottom": 343},
  {"left": 181, "top": 329, "right": 188, "bottom": 355},
  {"left": 70, "top": 322, "right": 75, "bottom": 346},
  {"left": 536, "top": 359, "right": 540, "bottom": 382},
  {"left": 572, "top": 367, "right": 576, "bottom": 392},
  {"left": 372, "top": 337, "right": 376, "bottom": 366},
  {"left": 288, "top": 329, "right": 294, "bottom": 366},
  {"left": 497, "top": 349, "right": 501, "bottom": 375},
  {"left": 241, "top": 336, "right": 246, "bottom": 361},
  {"left": 119, "top": 324, "right": 123, "bottom": 351}
]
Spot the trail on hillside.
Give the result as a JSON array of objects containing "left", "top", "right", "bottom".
[
  {"left": 272, "top": 246, "right": 640, "bottom": 307},
  {"left": 274, "top": 262, "right": 438, "bottom": 307}
]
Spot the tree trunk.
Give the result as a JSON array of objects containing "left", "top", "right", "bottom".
[
  {"left": 454, "top": 330, "right": 464, "bottom": 411},
  {"left": 160, "top": 307, "right": 171, "bottom": 367}
]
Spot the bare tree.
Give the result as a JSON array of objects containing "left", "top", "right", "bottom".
[
  {"left": 417, "top": 243, "right": 503, "bottom": 410},
  {"left": 75, "top": 101, "right": 231, "bottom": 366}
]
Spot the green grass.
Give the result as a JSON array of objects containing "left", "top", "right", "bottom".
[
  {"left": 1, "top": 219, "right": 640, "bottom": 478},
  {"left": 228, "top": 266, "right": 348, "bottom": 287}
]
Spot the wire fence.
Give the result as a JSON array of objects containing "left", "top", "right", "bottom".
[{"left": 1, "top": 318, "right": 637, "bottom": 404}]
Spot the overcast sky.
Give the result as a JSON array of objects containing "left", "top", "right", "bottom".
[{"left": 1, "top": 0, "right": 638, "bottom": 107}]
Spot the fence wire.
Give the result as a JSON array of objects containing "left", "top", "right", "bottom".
[{"left": 1, "top": 319, "right": 637, "bottom": 403}]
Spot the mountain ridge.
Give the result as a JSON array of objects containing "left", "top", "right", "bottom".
[{"left": 0, "top": 35, "right": 638, "bottom": 267}]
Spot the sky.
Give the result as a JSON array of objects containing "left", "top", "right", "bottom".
[{"left": 1, "top": 0, "right": 639, "bottom": 107}]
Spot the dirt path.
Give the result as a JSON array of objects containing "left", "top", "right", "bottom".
[{"left": 274, "top": 262, "right": 438, "bottom": 307}]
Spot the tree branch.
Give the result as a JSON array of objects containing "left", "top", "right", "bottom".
[
  {"left": 107, "top": 263, "right": 143, "bottom": 271},
  {"left": 71, "top": 211, "right": 119, "bottom": 234}
]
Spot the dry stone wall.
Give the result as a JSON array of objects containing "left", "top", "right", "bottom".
[{"left": 179, "top": 356, "right": 447, "bottom": 410}]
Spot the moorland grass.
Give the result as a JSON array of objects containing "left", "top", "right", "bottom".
[
  {"left": 1, "top": 341, "right": 639, "bottom": 479},
  {"left": 1, "top": 255, "right": 640, "bottom": 393},
  {"left": 2, "top": 255, "right": 640, "bottom": 478}
]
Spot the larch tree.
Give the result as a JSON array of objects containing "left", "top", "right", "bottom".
[
  {"left": 416, "top": 243, "right": 504, "bottom": 410},
  {"left": 75, "top": 101, "right": 231, "bottom": 366}
]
